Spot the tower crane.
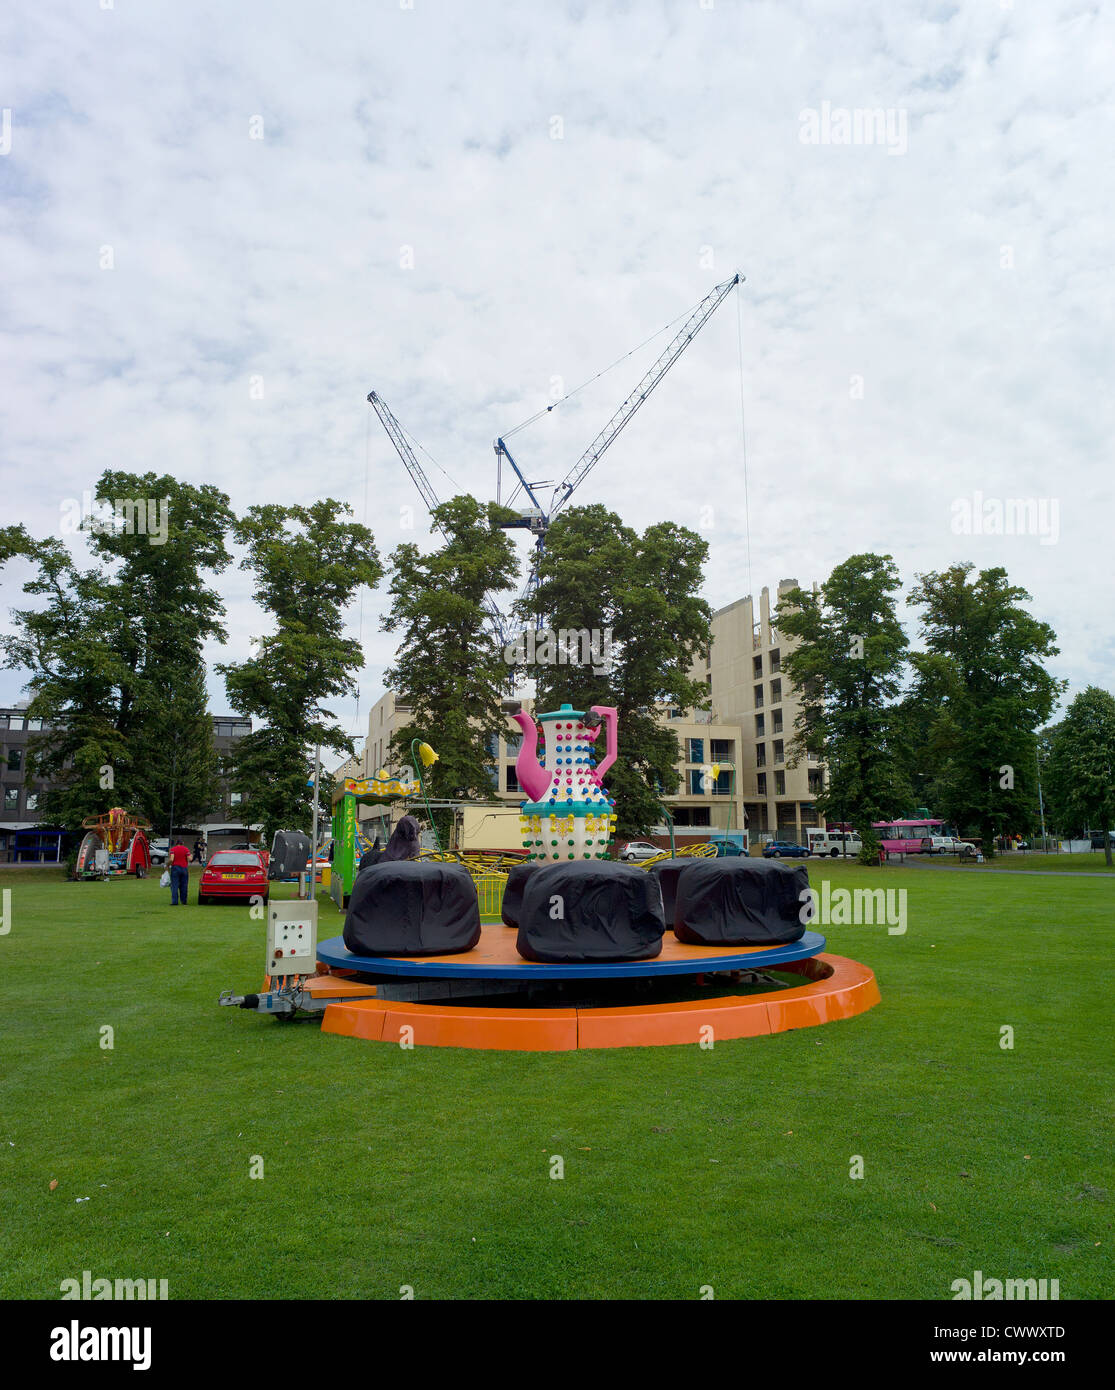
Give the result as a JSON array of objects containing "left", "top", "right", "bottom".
[{"left": 368, "top": 270, "right": 744, "bottom": 638}]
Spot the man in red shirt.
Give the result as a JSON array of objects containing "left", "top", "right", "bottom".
[{"left": 168, "top": 840, "right": 190, "bottom": 906}]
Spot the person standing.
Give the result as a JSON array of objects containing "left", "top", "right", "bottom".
[{"left": 168, "top": 840, "right": 190, "bottom": 906}]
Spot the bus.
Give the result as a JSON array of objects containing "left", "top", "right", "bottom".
[
  {"left": 873, "top": 819, "right": 956, "bottom": 854},
  {"left": 820, "top": 819, "right": 960, "bottom": 855}
]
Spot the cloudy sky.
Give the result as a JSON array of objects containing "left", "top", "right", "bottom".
[{"left": 1, "top": 0, "right": 1111, "bottom": 740}]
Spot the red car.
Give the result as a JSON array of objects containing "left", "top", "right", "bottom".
[{"left": 197, "top": 849, "right": 270, "bottom": 905}]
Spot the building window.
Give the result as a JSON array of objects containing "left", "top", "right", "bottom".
[
  {"left": 230, "top": 792, "right": 243, "bottom": 806},
  {"left": 754, "top": 713, "right": 765, "bottom": 737},
  {"left": 774, "top": 771, "right": 786, "bottom": 795},
  {"left": 505, "top": 734, "right": 523, "bottom": 757},
  {"left": 486, "top": 733, "right": 500, "bottom": 760},
  {"left": 770, "top": 679, "right": 782, "bottom": 704},
  {"left": 688, "top": 769, "right": 706, "bottom": 795},
  {"left": 668, "top": 708, "right": 685, "bottom": 720},
  {"left": 755, "top": 743, "right": 766, "bottom": 768},
  {"left": 686, "top": 737, "right": 704, "bottom": 764},
  {"left": 808, "top": 769, "right": 824, "bottom": 795},
  {"left": 713, "top": 769, "right": 732, "bottom": 795},
  {"left": 7, "top": 749, "right": 22, "bottom": 772},
  {"left": 3, "top": 788, "right": 17, "bottom": 811},
  {"left": 774, "top": 740, "right": 784, "bottom": 764},
  {"left": 770, "top": 648, "right": 781, "bottom": 673},
  {"left": 710, "top": 739, "right": 733, "bottom": 762},
  {"left": 26, "top": 717, "right": 42, "bottom": 731},
  {"left": 0, "top": 716, "right": 7, "bottom": 730},
  {"left": 753, "top": 684, "right": 764, "bottom": 708},
  {"left": 505, "top": 766, "right": 520, "bottom": 793},
  {"left": 772, "top": 713, "right": 783, "bottom": 734},
  {"left": 25, "top": 792, "right": 38, "bottom": 811},
  {"left": 756, "top": 773, "right": 767, "bottom": 796},
  {"left": 753, "top": 655, "right": 762, "bottom": 678}
]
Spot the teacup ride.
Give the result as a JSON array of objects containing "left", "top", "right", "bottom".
[{"left": 308, "top": 704, "right": 880, "bottom": 1050}]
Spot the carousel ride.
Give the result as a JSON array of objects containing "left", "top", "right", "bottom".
[{"left": 222, "top": 703, "right": 879, "bottom": 1049}]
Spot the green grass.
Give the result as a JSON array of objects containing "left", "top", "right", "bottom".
[
  {"left": 968, "top": 852, "right": 1115, "bottom": 873},
  {"left": 1, "top": 864, "right": 1111, "bottom": 1300}
]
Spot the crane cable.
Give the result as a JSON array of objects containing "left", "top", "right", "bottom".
[
  {"left": 735, "top": 284, "right": 754, "bottom": 603},
  {"left": 499, "top": 294, "right": 702, "bottom": 442}
]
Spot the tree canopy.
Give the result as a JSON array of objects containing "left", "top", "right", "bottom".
[{"left": 218, "top": 500, "right": 381, "bottom": 845}]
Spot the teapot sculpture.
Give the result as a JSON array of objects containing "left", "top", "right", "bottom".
[{"left": 508, "top": 702, "right": 619, "bottom": 862}]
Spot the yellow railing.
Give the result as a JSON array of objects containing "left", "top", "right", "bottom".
[{"left": 633, "top": 842, "right": 719, "bottom": 870}]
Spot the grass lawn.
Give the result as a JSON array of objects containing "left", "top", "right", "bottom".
[
  {"left": 1, "top": 863, "right": 1111, "bottom": 1300},
  {"left": 969, "top": 852, "right": 1115, "bottom": 873}
]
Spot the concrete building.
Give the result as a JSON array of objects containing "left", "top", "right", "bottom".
[
  {"left": 698, "top": 580, "right": 825, "bottom": 845},
  {"left": 0, "top": 707, "right": 255, "bottom": 861}
]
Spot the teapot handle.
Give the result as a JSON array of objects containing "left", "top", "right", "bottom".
[{"left": 590, "top": 706, "right": 618, "bottom": 778}]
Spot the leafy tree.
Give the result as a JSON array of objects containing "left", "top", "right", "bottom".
[
  {"left": 1, "top": 473, "right": 233, "bottom": 830},
  {"left": 383, "top": 496, "right": 519, "bottom": 845},
  {"left": 128, "top": 661, "right": 221, "bottom": 837},
  {"left": 776, "top": 555, "right": 910, "bottom": 864},
  {"left": 906, "top": 564, "right": 1063, "bottom": 856},
  {"left": 1042, "top": 687, "right": 1115, "bottom": 865},
  {"left": 218, "top": 501, "right": 381, "bottom": 845},
  {"left": 518, "top": 505, "right": 713, "bottom": 839}
]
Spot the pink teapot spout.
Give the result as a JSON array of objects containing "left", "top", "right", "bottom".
[{"left": 508, "top": 708, "right": 551, "bottom": 803}]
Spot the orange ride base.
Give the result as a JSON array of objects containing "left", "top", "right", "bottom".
[{"left": 319, "top": 952, "right": 879, "bottom": 1051}]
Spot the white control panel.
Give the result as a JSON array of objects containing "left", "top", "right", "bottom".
[{"left": 266, "top": 901, "right": 318, "bottom": 978}]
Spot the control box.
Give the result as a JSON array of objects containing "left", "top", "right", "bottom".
[{"left": 266, "top": 900, "right": 318, "bottom": 978}]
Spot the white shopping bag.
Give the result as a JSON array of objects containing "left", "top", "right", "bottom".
[{"left": 160, "top": 870, "right": 171, "bottom": 888}]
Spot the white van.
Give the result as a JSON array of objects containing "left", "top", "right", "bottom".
[{"left": 807, "top": 829, "right": 862, "bottom": 858}]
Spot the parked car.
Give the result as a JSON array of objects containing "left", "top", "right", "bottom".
[
  {"left": 198, "top": 849, "right": 270, "bottom": 905},
  {"left": 809, "top": 831, "right": 863, "bottom": 857},
  {"left": 148, "top": 838, "right": 169, "bottom": 865},
  {"left": 763, "top": 840, "right": 809, "bottom": 859},
  {"left": 618, "top": 840, "right": 663, "bottom": 862},
  {"left": 710, "top": 838, "right": 748, "bottom": 857},
  {"left": 919, "top": 836, "right": 956, "bottom": 855}
]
